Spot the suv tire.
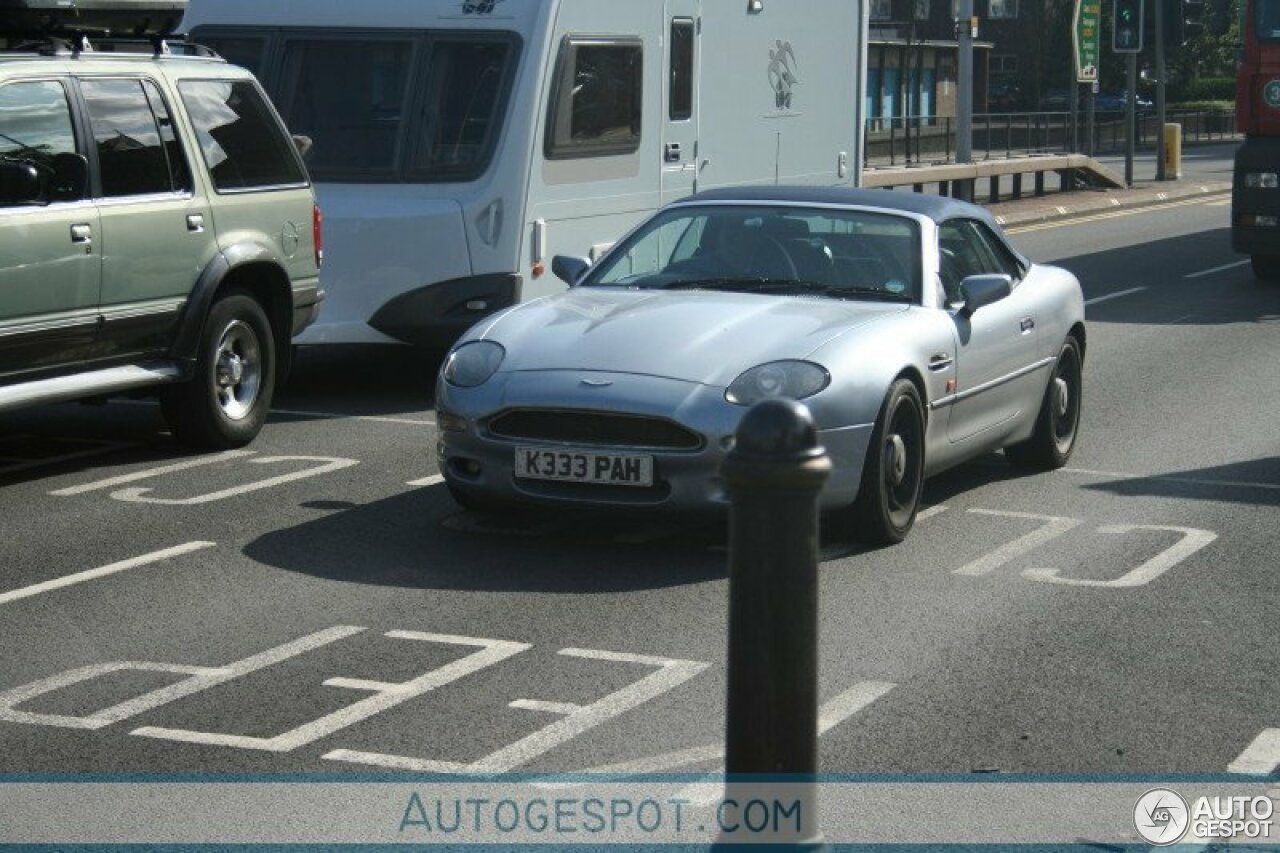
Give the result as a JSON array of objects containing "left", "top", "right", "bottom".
[{"left": 162, "top": 291, "right": 276, "bottom": 449}]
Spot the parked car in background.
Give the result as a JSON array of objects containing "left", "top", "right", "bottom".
[
  {"left": 435, "top": 187, "right": 1086, "bottom": 545},
  {"left": 0, "top": 1, "right": 322, "bottom": 448},
  {"left": 1038, "top": 88, "right": 1152, "bottom": 111}
]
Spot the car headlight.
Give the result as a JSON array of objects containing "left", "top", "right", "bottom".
[
  {"left": 1245, "top": 172, "right": 1279, "bottom": 189},
  {"left": 442, "top": 340, "right": 505, "bottom": 387},
  {"left": 725, "top": 360, "right": 830, "bottom": 406}
]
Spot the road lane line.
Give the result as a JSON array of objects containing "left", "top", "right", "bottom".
[
  {"left": 270, "top": 407, "right": 435, "bottom": 427},
  {"left": 916, "top": 505, "right": 948, "bottom": 521},
  {"left": 108, "top": 456, "right": 358, "bottom": 505},
  {"left": 817, "top": 681, "right": 897, "bottom": 735},
  {"left": 1228, "top": 729, "right": 1280, "bottom": 775},
  {"left": 953, "top": 510, "right": 1083, "bottom": 577},
  {"left": 1084, "top": 286, "right": 1148, "bottom": 306},
  {"left": 408, "top": 474, "right": 445, "bottom": 487},
  {"left": 1005, "top": 194, "right": 1228, "bottom": 234},
  {"left": 1060, "top": 466, "right": 1280, "bottom": 492},
  {"left": 1185, "top": 259, "right": 1250, "bottom": 278},
  {"left": 510, "top": 699, "right": 584, "bottom": 715},
  {"left": 0, "top": 542, "right": 215, "bottom": 607},
  {"left": 50, "top": 450, "right": 255, "bottom": 496}
]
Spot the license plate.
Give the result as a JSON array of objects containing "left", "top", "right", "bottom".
[{"left": 514, "top": 447, "right": 654, "bottom": 487}]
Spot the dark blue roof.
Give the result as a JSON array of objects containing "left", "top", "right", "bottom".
[{"left": 677, "top": 185, "right": 998, "bottom": 227}]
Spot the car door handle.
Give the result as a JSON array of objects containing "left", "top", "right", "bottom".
[
  {"left": 70, "top": 223, "right": 92, "bottom": 244},
  {"left": 1020, "top": 316, "right": 1035, "bottom": 333},
  {"left": 186, "top": 214, "right": 205, "bottom": 233},
  {"left": 928, "top": 353, "right": 953, "bottom": 371},
  {"left": 664, "top": 142, "right": 682, "bottom": 163}
]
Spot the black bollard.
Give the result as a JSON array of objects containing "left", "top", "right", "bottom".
[{"left": 719, "top": 398, "right": 831, "bottom": 847}]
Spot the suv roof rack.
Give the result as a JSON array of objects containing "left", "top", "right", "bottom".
[{"left": 6, "top": 32, "right": 219, "bottom": 58}]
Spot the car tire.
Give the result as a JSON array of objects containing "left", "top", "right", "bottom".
[
  {"left": 845, "top": 378, "right": 925, "bottom": 546},
  {"left": 1005, "top": 335, "right": 1083, "bottom": 471},
  {"left": 1251, "top": 254, "right": 1280, "bottom": 282},
  {"left": 161, "top": 291, "right": 276, "bottom": 450}
]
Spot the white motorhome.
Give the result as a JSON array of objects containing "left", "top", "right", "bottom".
[{"left": 183, "top": 0, "right": 867, "bottom": 348}]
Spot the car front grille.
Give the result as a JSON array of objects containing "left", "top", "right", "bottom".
[{"left": 487, "top": 409, "right": 703, "bottom": 451}]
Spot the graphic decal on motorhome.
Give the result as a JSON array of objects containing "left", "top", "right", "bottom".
[
  {"left": 461, "top": 0, "right": 505, "bottom": 13},
  {"left": 768, "top": 40, "right": 799, "bottom": 109}
]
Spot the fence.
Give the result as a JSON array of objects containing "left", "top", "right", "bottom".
[{"left": 865, "top": 109, "right": 1238, "bottom": 167}]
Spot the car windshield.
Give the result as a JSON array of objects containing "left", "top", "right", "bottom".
[{"left": 583, "top": 204, "right": 923, "bottom": 302}]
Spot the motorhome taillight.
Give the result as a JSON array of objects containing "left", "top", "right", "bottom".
[{"left": 313, "top": 203, "right": 324, "bottom": 268}]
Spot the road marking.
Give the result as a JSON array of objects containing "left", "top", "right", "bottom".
[
  {"left": 132, "top": 631, "right": 530, "bottom": 753},
  {"left": 1024, "top": 524, "right": 1217, "bottom": 588},
  {"left": 0, "top": 542, "right": 215, "bottom": 607},
  {"left": 1006, "top": 194, "right": 1227, "bottom": 234},
  {"left": 1084, "top": 286, "right": 1148, "bottom": 306},
  {"left": 270, "top": 407, "right": 436, "bottom": 427},
  {"left": 108, "top": 456, "right": 358, "bottom": 505},
  {"left": 50, "top": 450, "right": 256, "bottom": 495},
  {"left": 1228, "top": 729, "right": 1280, "bottom": 775},
  {"left": 1060, "top": 466, "right": 1280, "bottom": 492},
  {"left": 408, "top": 474, "right": 445, "bottom": 487},
  {"left": 953, "top": 509, "right": 1083, "bottom": 576},
  {"left": 1206, "top": 199, "right": 1231, "bottom": 207},
  {"left": 0, "top": 626, "right": 364, "bottom": 730},
  {"left": 325, "top": 647, "right": 709, "bottom": 773},
  {"left": 916, "top": 505, "right": 948, "bottom": 522},
  {"left": 510, "top": 699, "right": 584, "bottom": 715},
  {"left": 1185, "top": 259, "right": 1250, "bottom": 278}
]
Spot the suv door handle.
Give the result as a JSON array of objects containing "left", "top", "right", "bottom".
[
  {"left": 186, "top": 214, "right": 205, "bottom": 233},
  {"left": 70, "top": 223, "right": 92, "bottom": 244}
]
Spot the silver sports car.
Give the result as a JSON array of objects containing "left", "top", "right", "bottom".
[{"left": 435, "top": 187, "right": 1085, "bottom": 544}]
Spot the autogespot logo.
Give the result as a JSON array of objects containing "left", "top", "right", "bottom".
[{"left": 1134, "top": 789, "right": 1190, "bottom": 845}]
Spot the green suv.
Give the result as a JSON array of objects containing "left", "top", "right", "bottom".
[{"left": 0, "top": 18, "right": 322, "bottom": 449}]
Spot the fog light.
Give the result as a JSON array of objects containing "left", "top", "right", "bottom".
[
  {"left": 437, "top": 411, "right": 468, "bottom": 432},
  {"left": 464, "top": 460, "right": 481, "bottom": 475},
  {"left": 720, "top": 435, "right": 736, "bottom": 450},
  {"left": 1245, "top": 172, "right": 1279, "bottom": 189}
]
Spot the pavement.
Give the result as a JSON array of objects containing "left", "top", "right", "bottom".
[{"left": 985, "top": 173, "right": 1232, "bottom": 227}]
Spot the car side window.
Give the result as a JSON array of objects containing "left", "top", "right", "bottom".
[
  {"left": 0, "top": 80, "right": 82, "bottom": 206},
  {"left": 937, "top": 220, "right": 996, "bottom": 303},
  {"left": 80, "top": 78, "right": 182, "bottom": 198},
  {"left": 971, "top": 221, "right": 1025, "bottom": 283}
]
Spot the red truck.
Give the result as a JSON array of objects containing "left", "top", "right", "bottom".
[{"left": 1232, "top": 0, "right": 1280, "bottom": 280}]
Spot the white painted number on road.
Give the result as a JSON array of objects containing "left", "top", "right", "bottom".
[
  {"left": 51, "top": 452, "right": 357, "bottom": 504},
  {"left": 1023, "top": 524, "right": 1218, "bottom": 588},
  {"left": 952, "top": 509, "right": 1083, "bottom": 577}
]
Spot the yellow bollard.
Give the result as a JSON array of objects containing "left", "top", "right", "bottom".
[{"left": 1163, "top": 123, "right": 1183, "bottom": 179}]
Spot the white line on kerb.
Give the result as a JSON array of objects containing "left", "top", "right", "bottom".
[
  {"left": 0, "top": 542, "right": 215, "bottom": 606},
  {"left": 1185, "top": 259, "right": 1250, "bottom": 279},
  {"left": 1084, "top": 286, "right": 1148, "bottom": 306},
  {"left": 1228, "top": 728, "right": 1280, "bottom": 775},
  {"left": 50, "top": 450, "right": 255, "bottom": 496}
]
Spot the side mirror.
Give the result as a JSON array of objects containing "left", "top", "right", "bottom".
[
  {"left": 0, "top": 160, "right": 42, "bottom": 206},
  {"left": 292, "top": 134, "right": 314, "bottom": 159},
  {"left": 551, "top": 254, "right": 591, "bottom": 286},
  {"left": 959, "top": 273, "right": 1013, "bottom": 315},
  {"left": 49, "top": 152, "right": 88, "bottom": 201}
]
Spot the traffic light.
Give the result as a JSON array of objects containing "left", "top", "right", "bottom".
[
  {"left": 1176, "top": 0, "right": 1206, "bottom": 44},
  {"left": 1113, "top": 0, "right": 1145, "bottom": 52}
]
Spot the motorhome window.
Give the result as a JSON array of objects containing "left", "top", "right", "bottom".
[
  {"left": 80, "top": 79, "right": 178, "bottom": 197},
  {"left": 196, "top": 36, "right": 269, "bottom": 75},
  {"left": 177, "top": 80, "right": 306, "bottom": 191},
  {"left": 669, "top": 19, "right": 694, "bottom": 121},
  {"left": 277, "top": 38, "right": 414, "bottom": 178},
  {"left": 546, "top": 37, "right": 643, "bottom": 159},
  {"left": 0, "top": 81, "right": 79, "bottom": 206},
  {"left": 411, "top": 38, "right": 514, "bottom": 181}
]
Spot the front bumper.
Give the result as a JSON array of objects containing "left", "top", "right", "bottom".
[{"left": 435, "top": 370, "right": 873, "bottom": 511}]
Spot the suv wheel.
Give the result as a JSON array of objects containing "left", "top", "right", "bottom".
[{"left": 162, "top": 291, "right": 276, "bottom": 449}]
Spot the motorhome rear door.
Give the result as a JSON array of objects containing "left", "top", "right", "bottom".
[{"left": 660, "top": 1, "right": 700, "bottom": 205}]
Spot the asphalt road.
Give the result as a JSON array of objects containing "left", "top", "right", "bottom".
[{"left": 0, "top": 192, "right": 1275, "bottom": 783}]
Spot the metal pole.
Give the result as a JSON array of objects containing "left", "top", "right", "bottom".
[
  {"left": 1125, "top": 52, "right": 1136, "bottom": 186},
  {"left": 721, "top": 398, "right": 831, "bottom": 847},
  {"left": 1155, "top": 0, "right": 1167, "bottom": 179},
  {"left": 1086, "top": 80, "right": 1096, "bottom": 156},
  {"left": 955, "top": 0, "right": 974, "bottom": 199}
]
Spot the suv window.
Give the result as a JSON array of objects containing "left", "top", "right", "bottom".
[
  {"left": 545, "top": 37, "right": 643, "bottom": 160},
  {"left": 81, "top": 78, "right": 188, "bottom": 197},
  {"left": 0, "top": 80, "right": 80, "bottom": 206},
  {"left": 178, "top": 79, "right": 306, "bottom": 191}
]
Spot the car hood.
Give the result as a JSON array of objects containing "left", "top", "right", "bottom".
[{"left": 477, "top": 287, "right": 908, "bottom": 386}]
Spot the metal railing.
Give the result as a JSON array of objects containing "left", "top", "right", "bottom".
[{"left": 865, "top": 108, "right": 1238, "bottom": 168}]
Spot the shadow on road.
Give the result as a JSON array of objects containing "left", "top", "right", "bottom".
[
  {"left": 1082, "top": 457, "right": 1280, "bottom": 507},
  {"left": 278, "top": 344, "right": 441, "bottom": 416}
]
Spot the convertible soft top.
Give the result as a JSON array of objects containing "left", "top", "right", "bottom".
[{"left": 677, "top": 185, "right": 1002, "bottom": 229}]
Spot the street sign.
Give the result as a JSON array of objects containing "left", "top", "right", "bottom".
[{"left": 1073, "top": 0, "right": 1101, "bottom": 81}]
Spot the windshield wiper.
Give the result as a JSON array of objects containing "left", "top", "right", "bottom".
[{"left": 657, "top": 277, "right": 913, "bottom": 301}]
